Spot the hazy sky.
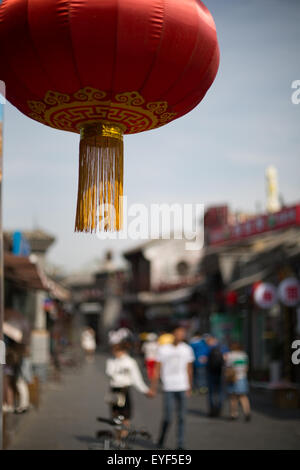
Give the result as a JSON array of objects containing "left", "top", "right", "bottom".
[{"left": 2, "top": 0, "right": 300, "bottom": 273}]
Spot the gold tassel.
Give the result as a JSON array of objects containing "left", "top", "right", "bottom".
[{"left": 75, "top": 123, "right": 124, "bottom": 233}]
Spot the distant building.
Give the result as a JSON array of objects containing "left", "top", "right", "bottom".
[
  {"left": 202, "top": 202, "right": 300, "bottom": 386},
  {"left": 266, "top": 166, "right": 281, "bottom": 214},
  {"left": 3, "top": 228, "right": 70, "bottom": 382},
  {"left": 64, "top": 251, "right": 128, "bottom": 345},
  {"left": 123, "top": 238, "right": 204, "bottom": 331}
]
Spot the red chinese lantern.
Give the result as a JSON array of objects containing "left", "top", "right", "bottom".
[
  {"left": 251, "top": 281, "right": 262, "bottom": 298},
  {"left": 0, "top": 0, "right": 219, "bottom": 232},
  {"left": 278, "top": 278, "right": 300, "bottom": 307},
  {"left": 254, "top": 283, "right": 277, "bottom": 310},
  {"left": 225, "top": 290, "right": 238, "bottom": 307}
]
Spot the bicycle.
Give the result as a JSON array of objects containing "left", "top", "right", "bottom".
[{"left": 88, "top": 415, "right": 152, "bottom": 450}]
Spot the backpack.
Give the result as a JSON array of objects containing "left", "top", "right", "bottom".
[{"left": 207, "top": 346, "right": 224, "bottom": 373}]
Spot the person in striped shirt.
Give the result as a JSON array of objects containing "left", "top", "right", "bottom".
[{"left": 225, "top": 342, "right": 251, "bottom": 421}]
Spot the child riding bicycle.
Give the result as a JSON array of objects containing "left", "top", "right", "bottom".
[{"left": 105, "top": 329, "right": 154, "bottom": 441}]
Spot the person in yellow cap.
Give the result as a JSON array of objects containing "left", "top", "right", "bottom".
[{"left": 158, "top": 331, "right": 174, "bottom": 346}]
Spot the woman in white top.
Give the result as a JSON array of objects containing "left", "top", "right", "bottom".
[
  {"left": 81, "top": 327, "right": 96, "bottom": 356},
  {"left": 106, "top": 333, "right": 153, "bottom": 434},
  {"left": 226, "top": 342, "right": 251, "bottom": 421}
]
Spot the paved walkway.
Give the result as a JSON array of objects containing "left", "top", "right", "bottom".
[{"left": 8, "top": 354, "right": 300, "bottom": 450}]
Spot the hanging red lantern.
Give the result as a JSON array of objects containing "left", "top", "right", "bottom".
[
  {"left": 225, "top": 290, "right": 238, "bottom": 307},
  {"left": 251, "top": 281, "right": 262, "bottom": 299},
  {"left": 0, "top": 0, "right": 219, "bottom": 232},
  {"left": 278, "top": 278, "right": 300, "bottom": 307},
  {"left": 254, "top": 283, "right": 277, "bottom": 310}
]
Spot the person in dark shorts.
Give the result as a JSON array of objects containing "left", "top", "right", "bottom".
[
  {"left": 110, "top": 386, "right": 132, "bottom": 420},
  {"left": 105, "top": 331, "right": 153, "bottom": 438}
]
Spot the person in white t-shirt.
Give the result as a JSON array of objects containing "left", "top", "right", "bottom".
[
  {"left": 150, "top": 325, "right": 195, "bottom": 450},
  {"left": 81, "top": 327, "right": 96, "bottom": 356}
]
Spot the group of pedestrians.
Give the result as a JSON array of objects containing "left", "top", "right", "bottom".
[
  {"left": 105, "top": 325, "right": 251, "bottom": 450},
  {"left": 189, "top": 332, "right": 251, "bottom": 421}
]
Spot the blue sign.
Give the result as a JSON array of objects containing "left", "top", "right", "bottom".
[{"left": 12, "top": 231, "right": 31, "bottom": 256}]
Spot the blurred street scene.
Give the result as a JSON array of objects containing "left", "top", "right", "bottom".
[
  {"left": 2, "top": 193, "right": 300, "bottom": 449},
  {"left": 7, "top": 354, "right": 300, "bottom": 450},
  {"left": 1, "top": 1, "right": 300, "bottom": 450}
]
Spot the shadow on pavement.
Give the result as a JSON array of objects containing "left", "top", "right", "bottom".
[
  {"left": 132, "top": 437, "right": 159, "bottom": 450},
  {"left": 187, "top": 407, "right": 207, "bottom": 418},
  {"left": 188, "top": 391, "right": 300, "bottom": 421},
  {"left": 187, "top": 408, "right": 231, "bottom": 423},
  {"left": 74, "top": 434, "right": 160, "bottom": 450},
  {"left": 250, "top": 393, "right": 300, "bottom": 421},
  {"left": 75, "top": 435, "right": 100, "bottom": 445}
]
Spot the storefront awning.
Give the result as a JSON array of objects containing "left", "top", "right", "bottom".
[
  {"left": 137, "top": 286, "right": 193, "bottom": 305},
  {"left": 4, "top": 252, "right": 70, "bottom": 301},
  {"left": 227, "top": 268, "right": 271, "bottom": 291},
  {"left": 79, "top": 302, "right": 102, "bottom": 314},
  {"left": 4, "top": 308, "right": 31, "bottom": 344},
  {"left": 39, "top": 269, "right": 71, "bottom": 301},
  {"left": 4, "top": 252, "right": 45, "bottom": 290},
  {"left": 3, "top": 322, "right": 23, "bottom": 343}
]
